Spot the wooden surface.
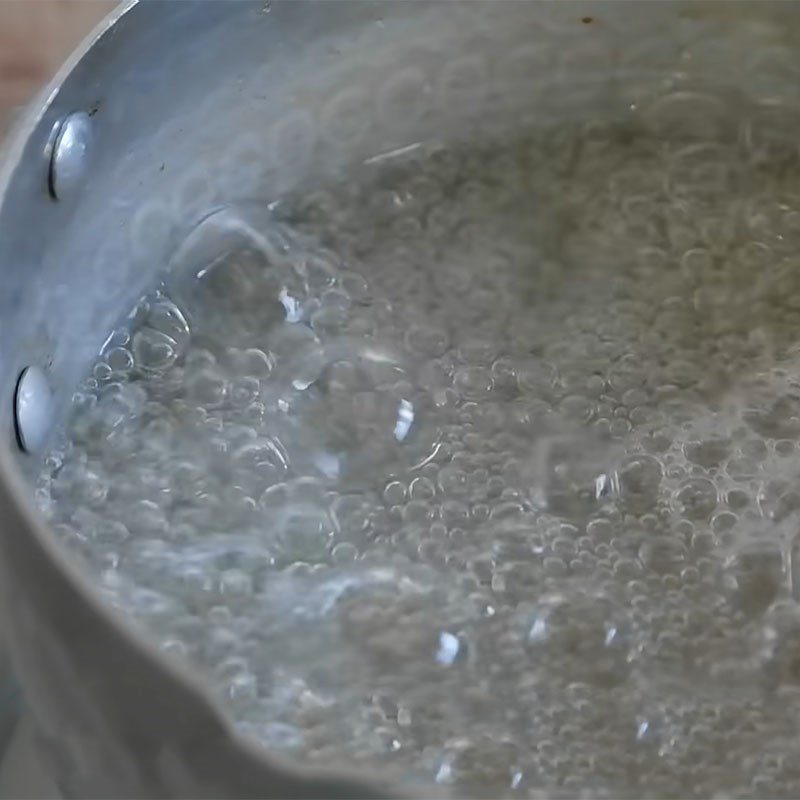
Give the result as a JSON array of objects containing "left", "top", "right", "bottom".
[{"left": 0, "top": 1, "right": 115, "bottom": 134}]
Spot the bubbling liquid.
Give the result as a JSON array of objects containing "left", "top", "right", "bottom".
[{"left": 35, "top": 91, "right": 800, "bottom": 797}]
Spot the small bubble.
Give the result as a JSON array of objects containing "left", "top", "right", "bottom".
[
  {"left": 187, "top": 368, "right": 229, "bottom": 408},
  {"left": 132, "top": 328, "right": 179, "bottom": 374},
  {"left": 616, "top": 454, "right": 663, "bottom": 512},
  {"left": 331, "top": 541, "right": 359, "bottom": 564},
  {"left": 230, "top": 376, "right": 261, "bottom": 407},
  {"left": 673, "top": 478, "right": 719, "bottom": 520},
  {"left": 383, "top": 481, "right": 407, "bottom": 505},
  {"left": 454, "top": 366, "right": 494, "bottom": 400},
  {"left": 405, "top": 324, "right": 449, "bottom": 357},
  {"left": 639, "top": 535, "right": 687, "bottom": 574},
  {"left": 106, "top": 346, "right": 135, "bottom": 375},
  {"left": 219, "top": 569, "right": 254, "bottom": 597},
  {"left": 409, "top": 476, "right": 437, "bottom": 501}
]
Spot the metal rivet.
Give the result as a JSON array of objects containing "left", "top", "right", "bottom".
[
  {"left": 14, "top": 366, "right": 53, "bottom": 454},
  {"left": 48, "top": 111, "right": 92, "bottom": 201}
]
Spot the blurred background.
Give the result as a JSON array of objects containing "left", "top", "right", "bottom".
[{"left": 0, "top": 0, "right": 114, "bottom": 136}]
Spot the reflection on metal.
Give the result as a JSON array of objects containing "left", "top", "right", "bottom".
[
  {"left": 14, "top": 366, "right": 52, "bottom": 454},
  {"left": 48, "top": 111, "right": 91, "bottom": 201}
]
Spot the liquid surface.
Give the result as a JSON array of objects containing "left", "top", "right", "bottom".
[{"left": 35, "top": 91, "right": 800, "bottom": 798}]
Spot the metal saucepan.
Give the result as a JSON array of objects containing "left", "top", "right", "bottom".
[{"left": 0, "top": 2, "right": 796, "bottom": 795}]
